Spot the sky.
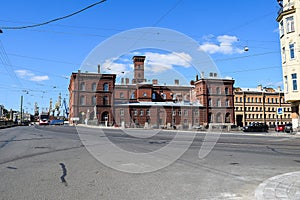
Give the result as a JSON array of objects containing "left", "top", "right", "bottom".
[{"left": 0, "top": 0, "right": 282, "bottom": 113}]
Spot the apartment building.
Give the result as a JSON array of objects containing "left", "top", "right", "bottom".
[
  {"left": 276, "top": 0, "right": 300, "bottom": 129},
  {"left": 234, "top": 85, "right": 291, "bottom": 127}
]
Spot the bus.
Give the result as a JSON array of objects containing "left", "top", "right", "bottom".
[{"left": 39, "top": 113, "right": 50, "bottom": 125}]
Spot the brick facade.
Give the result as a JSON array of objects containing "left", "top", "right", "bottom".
[{"left": 68, "top": 56, "right": 235, "bottom": 128}]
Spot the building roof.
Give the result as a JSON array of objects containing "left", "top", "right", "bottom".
[{"left": 238, "top": 87, "right": 283, "bottom": 93}]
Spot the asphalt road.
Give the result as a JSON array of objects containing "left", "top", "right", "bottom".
[{"left": 0, "top": 125, "right": 299, "bottom": 200}]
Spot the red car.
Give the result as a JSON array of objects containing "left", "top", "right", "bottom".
[{"left": 275, "top": 124, "right": 285, "bottom": 132}]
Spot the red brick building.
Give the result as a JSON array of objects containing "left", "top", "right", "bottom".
[
  {"left": 68, "top": 56, "right": 235, "bottom": 128},
  {"left": 68, "top": 66, "right": 116, "bottom": 125}
]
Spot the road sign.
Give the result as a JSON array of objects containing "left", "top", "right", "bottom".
[{"left": 277, "top": 107, "right": 283, "bottom": 115}]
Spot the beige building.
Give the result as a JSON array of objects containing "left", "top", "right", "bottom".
[
  {"left": 277, "top": 0, "right": 300, "bottom": 129},
  {"left": 234, "top": 85, "right": 291, "bottom": 127}
]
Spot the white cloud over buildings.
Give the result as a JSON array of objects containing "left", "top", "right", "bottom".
[{"left": 199, "top": 35, "right": 244, "bottom": 55}]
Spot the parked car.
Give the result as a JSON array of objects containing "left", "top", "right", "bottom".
[
  {"left": 275, "top": 124, "right": 285, "bottom": 132},
  {"left": 242, "top": 122, "right": 268, "bottom": 132},
  {"left": 284, "top": 123, "right": 293, "bottom": 133}
]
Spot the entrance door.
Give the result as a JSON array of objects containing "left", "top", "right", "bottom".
[{"left": 236, "top": 115, "right": 243, "bottom": 127}]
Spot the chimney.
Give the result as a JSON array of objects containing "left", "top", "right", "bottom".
[
  {"left": 152, "top": 79, "right": 158, "bottom": 84},
  {"left": 277, "top": 86, "right": 281, "bottom": 91},
  {"left": 174, "top": 79, "right": 179, "bottom": 85},
  {"left": 201, "top": 72, "right": 204, "bottom": 78},
  {"left": 121, "top": 78, "right": 124, "bottom": 84},
  {"left": 98, "top": 64, "right": 101, "bottom": 74},
  {"left": 125, "top": 78, "right": 129, "bottom": 85},
  {"left": 257, "top": 84, "right": 262, "bottom": 91},
  {"left": 196, "top": 75, "right": 199, "bottom": 81}
]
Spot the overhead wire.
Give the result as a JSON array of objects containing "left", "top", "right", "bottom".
[
  {"left": 0, "top": 0, "right": 107, "bottom": 30},
  {"left": 0, "top": 40, "right": 22, "bottom": 85}
]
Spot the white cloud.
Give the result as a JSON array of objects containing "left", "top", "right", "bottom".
[
  {"left": 199, "top": 35, "right": 244, "bottom": 55},
  {"left": 102, "top": 57, "right": 128, "bottom": 74},
  {"left": 101, "top": 52, "right": 192, "bottom": 75},
  {"left": 15, "top": 70, "right": 34, "bottom": 78},
  {"left": 144, "top": 52, "right": 192, "bottom": 73},
  {"left": 15, "top": 69, "right": 49, "bottom": 82},
  {"left": 29, "top": 75, "right": 49, "bottom": 81}
]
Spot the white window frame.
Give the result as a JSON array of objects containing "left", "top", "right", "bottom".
[
  {"left": 292, "top": 73, "right": 298, "bottom": 91},
  {"left": 286, "top": 16, "right": 295, "bottom": 33},
  {"left": 289, "top": 43, "right": 295, "bottom": 59}
]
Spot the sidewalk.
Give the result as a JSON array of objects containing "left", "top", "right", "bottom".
[{"left": 75, "top": 124, "right": 300, "bottom": 137}]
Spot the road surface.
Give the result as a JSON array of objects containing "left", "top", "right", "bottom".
[{"left": 0, "top": 125, "right": 299, "bottom": 200}]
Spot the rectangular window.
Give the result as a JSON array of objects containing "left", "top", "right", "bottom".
[
  {"left": 282, "top": 47, "right": 286, "bottom": 63},
  {"left": 178, "top": 110, "right": 181, "bottom": 116},
  {"left": 292, "top": 73, "right": 297, "bottom": 91},
  {"left": 146, "top": 109, "right": 150, "bottom": 116},
  {"left": 280, "top": 20, "right": 284, "bottom": 36},
  {"left": 286, "top": 16, "right": 295, "bottom": 33},
  {"left": 120, "top": 109, "right": 124, "bottom": 116},
  {"left": 289, "top": 43, "right": 295, "bottom": 59},
  {"left": 140, "top": 110, "right": 144, "bottom": 116},
  {"left": 285, "top": 75, "right": 288, "bottom": 93},
  {"left": 134, "top": 110, "right": 138, "bottom": 116}
]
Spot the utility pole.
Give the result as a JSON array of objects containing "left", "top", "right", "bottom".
[{"left": 20, "top": 95, "right": 23, "bottom": 124}]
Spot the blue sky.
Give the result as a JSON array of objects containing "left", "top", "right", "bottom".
[{"left": 0, "top": 0, "right": 282, "bottom": 113}]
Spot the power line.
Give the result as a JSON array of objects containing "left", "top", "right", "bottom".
[
  {"left": 0, "top": 40, "right": 22, "bottom": 85},
  {"left": 0, "top": 0, "right": 107, "bottom": 31},
  {"left": 153, "top": 0, "right": 183, "bottom": 26}
]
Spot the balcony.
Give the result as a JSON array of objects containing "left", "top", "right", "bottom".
[{"left": 277, "top": 2, "right": 296, "bottom": 21}]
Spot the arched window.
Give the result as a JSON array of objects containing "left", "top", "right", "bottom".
[
  {"left": 152, "top": 93, "right": 156, "bottom": 100},
  {"left": 92, "top": 96, "right": 96, "bottom": 105},
  {"left": 225, "top": 87, "right": 229, "bottom": 95},
  {"left": 217, "top": 99, "right": 221, "bottom": 107},
  {"left": 216, "top": 113, "right": 222, "bottom": 123},
  {"left": 208, "top": 98, "right": 212, "bottom": 107},
  {"left": 208, "top": 112, "right": 213, "bottom": 123},
  {"left": 80, "top": 82, "right": 85, "bottom": 91},
  {"left": 225, "top": 99, "right": 229, "bottom": 107},
  {"left": 130, "top": 92, "right": 135, "bottom": 99},
  {"left": 103, "top": 96, "right": 108, "bottom": 105},
  {"left": 225, "top": 113, "right": 231, "bottom": 123},
  {"left": 92, "top": 83, "right": 97, "bottom": 91},
  {"left": 216, "top": 87, "right": 221, "bottom": 94},
  {"left": 80, "top": 96, "right": 85, "bottom": 105},
  {"left": 103, "top": 83, "right": 109, "bottom": 91}
]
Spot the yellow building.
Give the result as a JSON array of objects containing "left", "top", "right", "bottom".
[{"left": 234, "top": 85, "right": 291, "bottom": 127}]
